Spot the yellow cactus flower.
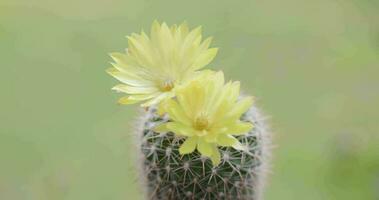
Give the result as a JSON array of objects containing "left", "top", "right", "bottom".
[
  {"left": 154, "top": 71, "right": 254, "bottom": 165},
  {"left": 107, "top": 21, "right": 218, "bottom": 107}
]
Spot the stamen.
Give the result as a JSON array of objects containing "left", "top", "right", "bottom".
[
  {"left": 194, "top": 114, "right": 209, "bottom": 130},
  {"left": 160, "top": 79, "right": 175, "bottom": 92}
]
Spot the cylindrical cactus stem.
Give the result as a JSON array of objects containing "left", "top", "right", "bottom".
[{"left": 136, "top": 103, "right": 270, "bottom": 200}]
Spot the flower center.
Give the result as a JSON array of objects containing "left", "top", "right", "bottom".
[
  {"left": 194, "top": 114, "right": 209, "bottom": 131},
  {"left": 160, "top": 79, "right": 175, "bottom": 92}
]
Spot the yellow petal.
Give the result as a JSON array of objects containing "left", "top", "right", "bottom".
[
  {"left": 154, "top": 122, "right": 194, "bottom": 136},
  {"left": 210, "top": 146, "right": 221, "bottom": 166},
  {"left": 112, "top": 84, "right": 158, "bottom": 94},
  {"left": 179, "top": 137, "right": 198, "bottom": 154},
  {"left": 179, "top": 26, "right": 202, "bottom": 59},
  {"left": 192, "top": 48, "right": 218, "bottom": 70},
  {"left": 204, "top": 71, "right": 225, "bottom": 114},
  {"left": 166, "top": 122, "right": 194, "bottom": 136},
  {"left": 227, "top": 122, "right": 254, "bottom": 135},
  {"left": 117, "top": 93, "right": 158, "bottom": 105},
  {"left": 170, "top": 24, "right": 177, "bottom": 35},
  {"left": 117, "top": 96, "right": 142, "bottom": 105},
  {"left": 217, "top": 134, "right": 239, "bottom": 147},
  {"left": 153, "top": 123, "right": 170, "bottom": 133},
  {"left": 226, "top": 81, "right": 240, "bottom": 104},
  {"left": 158, "top": 22, "right": 174, "bottom": 55},
  {"left": 199, "top": 37, "right": 213, "bottom": 51},
  {"left": 165, "top": 99, "right": 192, "bottom": 125},
  {"left": 232, "top": 140, "right": 246, "bottom": 151},
  {"left": 106, "top": 68, "right": 152, "bottom": 87},
  {"left": 175, "top": 89, "right": 195, "bottom": 118},
  {"left": 109, "top": 52, "right": 130, "bottom": 67},
  {"left": 127, "top": 36, "right": 154, "bottom": 67},
  {"left": 197, "top": 139, "right": 213, "bottom": 158},
  {"left": 140, "top": 92, "right": 174, "bottom": 107},
  {"left": 210, "top": 81, "right": 240, "bottom": 120},
  {"left": 157, "top": 98, "right": 170, "bottom": 116},
  {"left": 128, "top": 93, "right": 158, "bottom": 101},
  {"left": 150, "top": 20, "right": 161, "bottom": 42},
  {"left": 178, "top": 21, "right": 189, "bottom": 37},
  {"left": 204, "top": 131, "right": 218, "bottom": 143},
  {"left": 183, "top": 26, "right": 202, "bottom": 46},
  {"left": 226, "top": 96, "right": 254, "bottom": 119},
  {"left": 109, "top": 52, "right": 139, "bottom": 69},
  {"left": 109, "top": 53, "right": 151, "bottom": 78}
]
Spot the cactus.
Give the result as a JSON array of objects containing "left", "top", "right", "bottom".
[
  {"left": 136, "top": 103, "right": 270, "bottom": 200},
  {"left": 106, "top": 21, "right": 272, "bottom": 200}
]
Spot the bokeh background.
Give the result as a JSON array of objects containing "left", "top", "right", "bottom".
[{"left": 1, "top": 0, "right": 378, "bottom": 199}]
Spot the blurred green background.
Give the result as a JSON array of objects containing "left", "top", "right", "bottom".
[{"left": 1, "top": 0, "right": 378, "bottom": 199}]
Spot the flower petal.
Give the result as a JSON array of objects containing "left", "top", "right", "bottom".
[
  {"left": 109, "top": 52, "right": 142, "bottom": 73},
  {"left": 232, "top": 140, "right": 246, "bottom": 151},
  {"left": 154, "top": 122, "right": 194, "bottom": 136},
  {"left": 165, "top": 99, "right": 192, "bottom": 125},
  {"left": 204, "top": 131, "right": 218, "bottom": 143},
  {"left": 197, "top": 140, "right": 213, "bottom": 158},
  {"left": 157, "top": 98, "right": 170, "bottom": 116},
  {"left": 225, "top": 96, "right": 254, "bottom": 119},
  {"left": 179, "top": 137, "right": 198, "bottom": 154},
  {"left": 141, "top": 92, "right": 174, "bottom": 107},
  {"left": 112, "top": 84, "right": 158, "bottom": 94},
  {"left": 217, "top": 134, "right": 240, "bottom": 147},
  {"left": 192, "top": 48, "right": 218, "bottom": 70},
  {"left": 117, "top": 93, "right": 159, "bottom": 105},
  {"left": 225, "top": 81, "right": 240, "bottom": 104},
  {"left": 210, "top": 145, "right": 221, "bottom": 166},
  {"left": 227, "top": 122, "right": 254, "bottom": 135},
  {"left": 153, "top": 123, "right": 170, "bottom": 133},
  {"left": 107, "top": 68, "right": 152, "bottom": 87},
  {"left": 166, "top": 122, "right": 195, "bottom": 136},
  {"left": 117, "top": 96, "right": 142, "bottom": 105}
]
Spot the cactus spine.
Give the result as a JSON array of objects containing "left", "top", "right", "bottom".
[{"left": 136, "top": 104, "right": 270, "bottom": 200}]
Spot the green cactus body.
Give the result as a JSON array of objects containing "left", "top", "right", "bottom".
[{"left": 137, "top": 104, "right": 270, "bottom": 200}]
